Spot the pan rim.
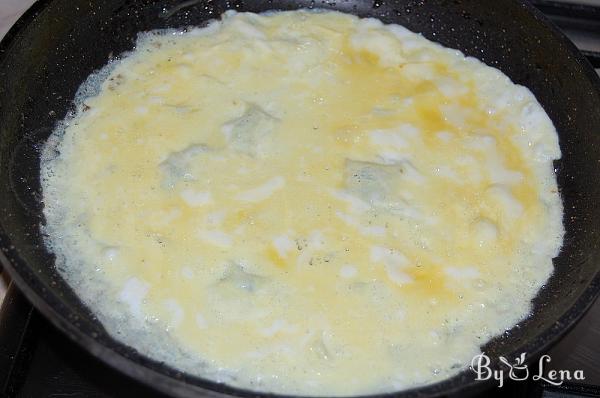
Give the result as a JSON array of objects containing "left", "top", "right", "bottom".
[{"left": 1, "top": 0, "right": 600, "bottom": 397}]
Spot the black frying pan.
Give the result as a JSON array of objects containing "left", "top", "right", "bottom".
[{"left": 1, "top": 1, "right": 600, "bottom": 397}]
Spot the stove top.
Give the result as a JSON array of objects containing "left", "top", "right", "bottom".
[{"left": 1, "top": 1, "right": 600, "bottom": 397}]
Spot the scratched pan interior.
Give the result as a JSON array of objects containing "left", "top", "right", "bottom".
[{"left": 1, "top": 0, "right": 600, "bottom": 397}]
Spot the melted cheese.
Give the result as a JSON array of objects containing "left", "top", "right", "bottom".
[{"left": 41, "top": 10, "right": 564, "bottom": 396}]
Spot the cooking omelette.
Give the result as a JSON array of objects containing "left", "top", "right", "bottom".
[{"left": 41, "top": 10, "right": 564, "bottom": 396}]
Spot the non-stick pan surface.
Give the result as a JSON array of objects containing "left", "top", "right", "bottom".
[{"left": 1, "top": 1, "right": 600, "bottom": 397}]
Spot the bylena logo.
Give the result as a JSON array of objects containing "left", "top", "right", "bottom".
[{"left": 470, "top": 353, "right": 585, "bottom": 387}]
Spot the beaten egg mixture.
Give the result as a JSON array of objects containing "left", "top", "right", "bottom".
[{"left": 41, "top": 10, "right": 564, "bottom": 395}]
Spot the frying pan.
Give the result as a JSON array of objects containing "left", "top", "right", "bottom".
[{"left": 1, "top": 0, "right": 600, "bottom": 397}]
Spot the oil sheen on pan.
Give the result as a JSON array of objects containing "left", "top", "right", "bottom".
[{"left": 40, "top": 10, "right": 564, "bottom": 396}]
